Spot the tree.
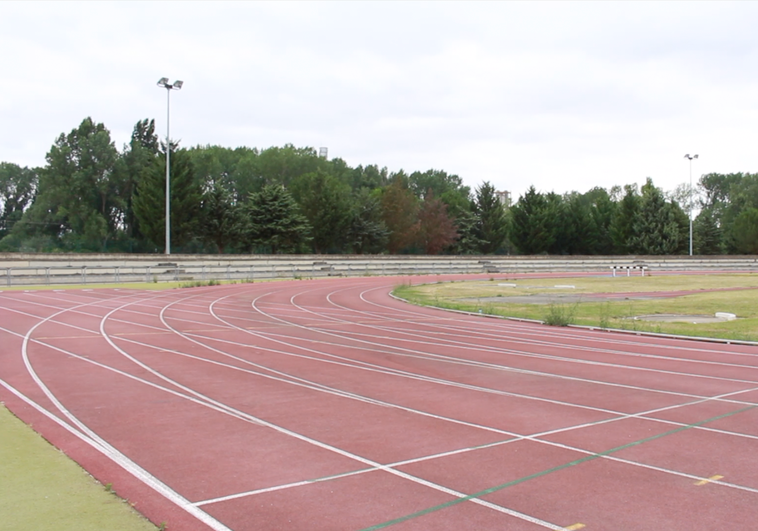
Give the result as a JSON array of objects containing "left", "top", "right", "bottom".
[
  {"left": 693, "top": 209, "right": 722, "bottom": 255},
  {"left": 290, "top": 170, "right": 352, "bottom": 253},
  {"left": 381, "top": 175, "right": 419, "bottom": 253},
  {"left": 584, "top": 187, "right": 616, "bottom": 255},
  {"left": 347, "top": 188, "right": 389, "bottom": 254},
  {"left": 408, "top": 169, "right": 469, "bottom": 200},
  {"left": 244, "top": 185, "right": 311, "bottom": 253},
  {"left": 472, "top": 182, "right": 509, "bottom": 254},
  {"left": 730, "top": 207, "right": 758, "bottom": 254},
  {"left": 415, "top": 192, "right": 458, "bottom": 254},
  {"left": 628, "top": 178, "right": 686, "bottom": 255},
  {"left": 199, "top": 181, "right": 246, "bottom": 253},
  {"left": 133, "top": 147, "right": 202, "bottom": 251},
  {"left": 121, "top": 119, "right": 160, "bottom": 240},
  {"left": 552, "top": 192, "right": 596, "bottom": 255},
  {"left": 509, "top": 186, "right": 553, "bottom": 254},
  {"left": 23, "top": 117, "right": 122, "bottom": 250},
  {"left": 256, "top": 144, "right": 323, "bottom": 188},
  {"left": 610, "top": 184, "right": 640, "bottom": 254},
  {"left": 0, "top": 163, "right": 37, "bottom": 238},
  {"left": 348, "top": 164, "right": 388, "bottom": 191}
]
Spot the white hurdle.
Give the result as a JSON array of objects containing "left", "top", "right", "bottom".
[{"left": 610, "top": 265, "right": 648, "bottom": 277}]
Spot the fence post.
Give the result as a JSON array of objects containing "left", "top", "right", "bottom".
[
  {"left": 115, "top": 266, "right": 120, "bottom": 283},
  {"left": 82, "top": 266, "right": 87, "bottom": 284},
  {"left": 46, "top": 267, "right": 50, "bottom": 285},
  {"left": 6, "top": 268, "right": 10, "bottom": 287},
  {"left": 146, "top": 266, "right": 151, "bottom": 283}
]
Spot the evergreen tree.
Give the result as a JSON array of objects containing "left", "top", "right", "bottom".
[
  {"left": 610, "top": 184, "right": 640, "bottom": 254},
  {"left": 133, "top": 147, "right": 202, "bottom": 251},
  {"left": 628, "top": 178, "right": 685, "bottom": 255},
  {"left": 448, "top": 211, "right": 485, "bottom": 255},
  {"left": 347, "top": 188, "right": 389, "bottom": 254},
  {"left": 244, "top": 185, "right": 311, "bottom": 253},
  {"left": 290, "top": 169, "right": 352, "bottom": 253},
  {"left": 509, "top": 186, "right": 553, "bottom": 254},
  {"left": 472, "top": 181, "right": 509, "bottom": 254},
  {"left": 585, "top": 187, "right": 617, "bottom": 255},
  {"left": 730, "top": 207, "right": 758, "bottom": 254},
  {"left": 199, "top": 181, "right": 246, "bottom": 253},
  {"left": 122, "top": 119, "right": 160, "bottom": 240},
  {"left": 693, "top": 209, "right": 722, "bottom": 255},
  {"left": 554, "top": 192, "right": 597, "bottom": 255}
]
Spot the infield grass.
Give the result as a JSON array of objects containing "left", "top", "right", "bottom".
[
  {"left": 0, "top": 404, "right": 158, "bottom": 531},
  {"left": 394, "top": 273, "right": 758, "bottom": 342}
]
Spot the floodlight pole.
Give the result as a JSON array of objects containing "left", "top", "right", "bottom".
[
  {"left": 157, "top": 78, "right": 183, "bottom": 255},
  {"left": 684, "top": 154, "right": 698, "bottom": 256}
]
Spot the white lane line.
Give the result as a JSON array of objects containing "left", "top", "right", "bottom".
[
  {"left": 13, "top": 323, "right": 758, "bottom": 511},
  {"left": 91, "top": 291, "right": 563, "bottom": 530},
  {"left": 16, "top": 291, "right": 233, "bottom": 531},
  {"left": 240, "top": 295, "right": 758, "bottom": 405},
  {"left": 361, "top": 284, "right": 758, "bottom": 360},
  {"left": 7, "top": 284, "right": 758, "bottom": 524}
]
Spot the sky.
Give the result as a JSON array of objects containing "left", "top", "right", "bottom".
[{"left": 2, "top": 1, "right": 758, "bottom": 200}]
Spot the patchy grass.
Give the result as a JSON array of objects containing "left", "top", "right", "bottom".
[
  {"left": 394, "top": 274, "right": 758, "bottom": 341},
  {"left": 0, "top": 404, "right": 158, "bottom": 531}
]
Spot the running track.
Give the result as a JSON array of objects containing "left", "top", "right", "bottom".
[{"left": 2, "top": 274, "right": 758, "bottom": 530}]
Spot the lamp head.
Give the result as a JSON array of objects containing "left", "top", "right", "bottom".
[
  {"left": 173, "top": 80, "right": 184, "bottom": 89},
  {"left": 157, "top": 77, "right": 169, "bottom": 86}
]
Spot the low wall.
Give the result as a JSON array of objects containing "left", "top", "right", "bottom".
[{"left": 0, "top": 253, "right": 756, "bottom": 287}]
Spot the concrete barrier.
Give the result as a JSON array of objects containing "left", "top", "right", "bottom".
[{"left": 0, "top": 253, "right": 756, "bottom": 287}]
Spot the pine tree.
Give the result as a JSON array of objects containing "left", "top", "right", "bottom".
[
  {"left": 473, "top": 182, "right": 509, "bottom": 254},
  {"left": 244, "top": 185, "right": 311, "bottom": 253},
  {"left": 693, "top": 209, "right": 722, "bottom": 254},
  {"left": 199, "top": 181, "right": 246, "bottom": 253},
  {"left": 628, "top": 178, "right": 685, "bottom": 255},
  {"left": 133, "top": 147, "right": 202, "bottom": 251},
  {"left": 509, "top": 186, "right": 553, "bottom": 254},
  {"left": 610, "top": 184, "right": 640, "bottom": 254},
  {"left": 347, "top": 188, "right": 389, "bottom": 254}
]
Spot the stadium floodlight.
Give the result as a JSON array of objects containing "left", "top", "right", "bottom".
[
  {"left": 684, "top": 154, "right": 699, "bottom": 256},
  {"left": 156, "top": 78, "right": 184, "bottom": 255}
]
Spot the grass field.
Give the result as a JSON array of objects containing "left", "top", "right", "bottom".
[
  {"left": 393, "top": 274, "right": 758, "bottom": 342},
  {"left": 0, "top": 404, "right": 159, "bottom": 531}
]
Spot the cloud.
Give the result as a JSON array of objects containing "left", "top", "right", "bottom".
[{"left": 2, "top": 1, "right": 758, "bottom": 200}]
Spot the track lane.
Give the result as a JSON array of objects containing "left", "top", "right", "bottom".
[{"left": 2, "top": 276, "right": 758, "bottom": 530}]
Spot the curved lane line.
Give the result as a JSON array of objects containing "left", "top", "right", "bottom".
[{"left": 17, "top": 290, "right": 234, "bottom": 531}]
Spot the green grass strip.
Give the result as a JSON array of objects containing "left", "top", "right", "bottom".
[
  {"left": 0, "top": 404, "right": 158, "bottom": 531},
  {"left": 361, "top": 404, "right": 756, "bottom": 530}
]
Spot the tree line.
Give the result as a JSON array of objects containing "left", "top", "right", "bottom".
[{"left": 1, "top": 117, "right": 757, "bottom": 255}]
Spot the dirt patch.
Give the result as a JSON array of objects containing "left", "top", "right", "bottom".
[
  {"left": 633, "top": 314, "right": 735, "bottom": 324},
  {"left": 463, "top": 294, "right": 657, "bottom": 305}
]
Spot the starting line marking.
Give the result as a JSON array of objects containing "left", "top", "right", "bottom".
[
  {"left": 695, "top": 475, "right": 724, "bottom": 486},
  {"left": 564, "top": 525, "right": 586, "bottom": 531}
]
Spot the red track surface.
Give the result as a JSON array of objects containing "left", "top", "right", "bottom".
[{"left": 2, "top": 274, "right": 758, "bottom": 530}]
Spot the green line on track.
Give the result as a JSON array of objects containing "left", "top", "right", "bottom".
[{"left": 360, "top": 404, "right": 756, "bottom": 530}]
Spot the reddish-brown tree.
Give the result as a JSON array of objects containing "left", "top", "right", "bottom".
[
  {"left": 416, "top": 191, "right": 459, "bottom": 254},
  {"left": 381, "top": 176, "right": 420, "bottom": 253}
]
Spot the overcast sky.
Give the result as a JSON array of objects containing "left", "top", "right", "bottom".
[{"left": 2, "top": 1, "right": 758, "bottom": 199}]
